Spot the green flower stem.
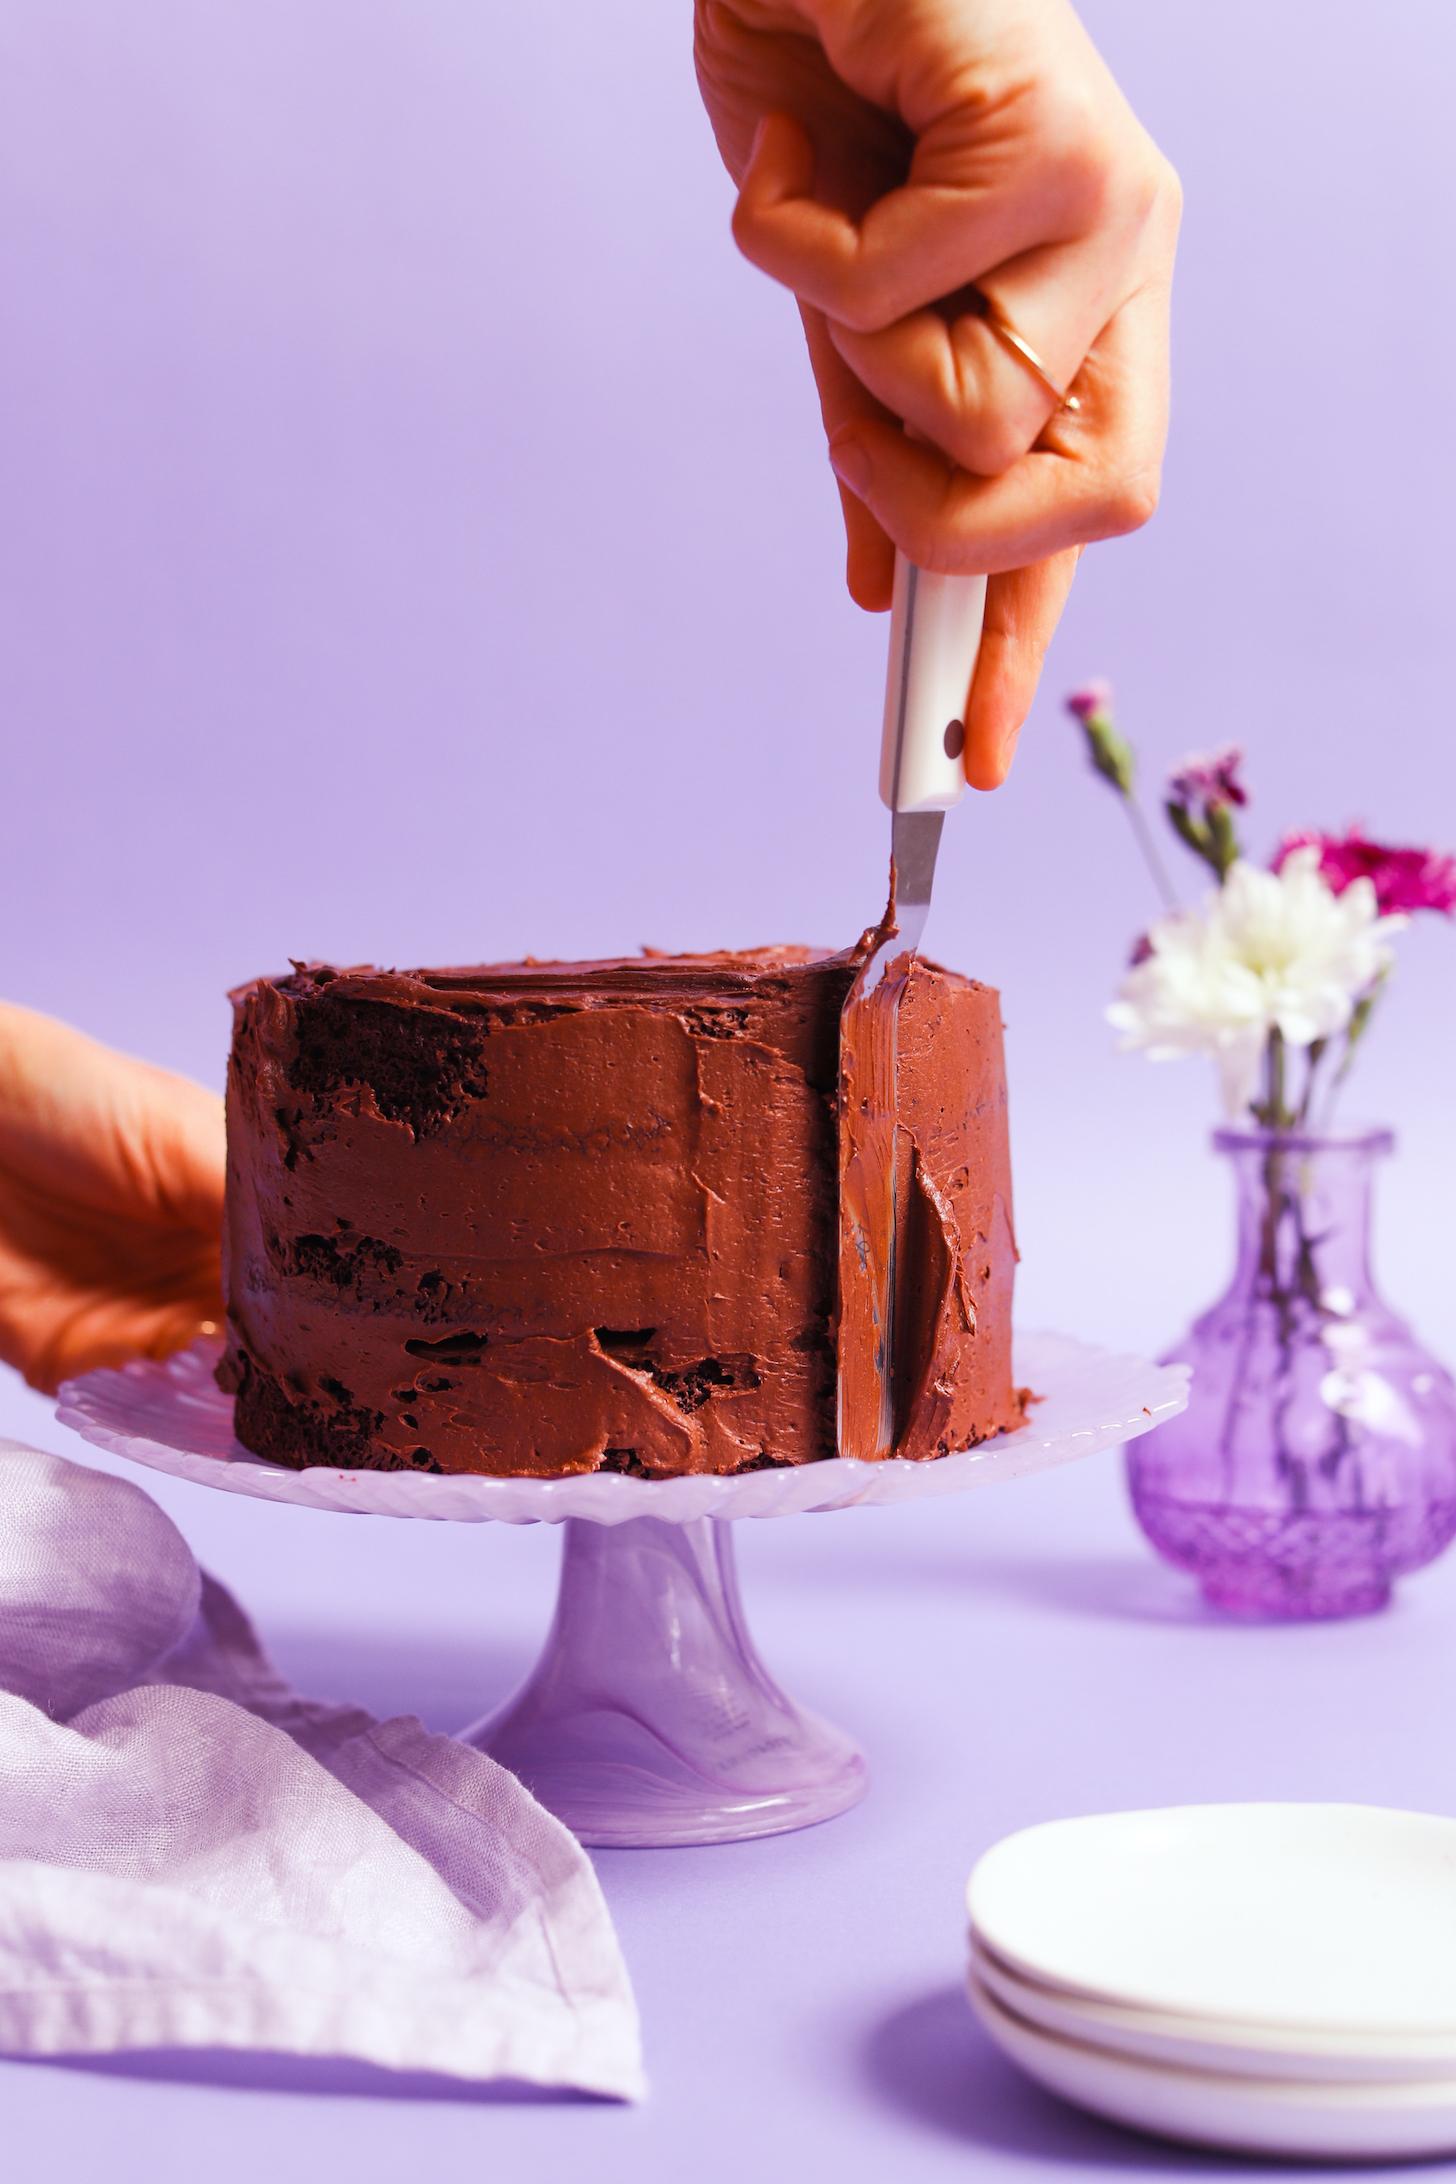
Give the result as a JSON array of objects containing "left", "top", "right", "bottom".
[
  {"left": 1165, "top": 799, "right": 1239, "bottom": 885},
  {"left": 1076, "top": 706, "right": 1178, "bottom": 911},
  {"left": 1297, "top": 1039, "right": 1328, "bottom": 1127},
  {"left": 1124, "top": 794, "right": 1179, "bottom": 911},
  {"left": 1256, "top": 1027, "right": 1292, "bottom": 1132},
  {"left": 1320, "top": 979, "right": 1385, "bottom": 1125}
]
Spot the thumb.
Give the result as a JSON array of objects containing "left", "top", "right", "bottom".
[
  {"left": 965, "top": 549, "right": 1081, "bottom": 790},
  {"left": 125, "top": 1061, "right": 226, "bottom": 1233}
]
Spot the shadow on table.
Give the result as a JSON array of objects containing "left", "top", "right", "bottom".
[
  {"left": 758, "top": 1540, "right": 1208, "bottom": 1628},
  {"left": 863, "top": 1987, "right": 1228, "bottom": 2171},
  {"left": 36, "top": 2049, "right": 608, "bottom": 2105},
  {"left": 260, "top": 1622, "right": 537, "bottom": 1736},
  {"left": 949, "top": 1551, "right": 1213, "bottom": 1629},
  {"left": 918, "top": 1552, "right": 1379, "bottom": 1632}
]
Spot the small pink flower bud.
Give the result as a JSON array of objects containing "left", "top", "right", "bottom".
[{"left": 1066, "top": 681, "right": 1113, "bottom": 725}]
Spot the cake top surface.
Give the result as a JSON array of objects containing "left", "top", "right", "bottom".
[
  {"left": 237, "top": 946, "right": 847, "bottom": 1011},
  {"left": 233, "top": 943, "right": 980, "bottom": 1019}
]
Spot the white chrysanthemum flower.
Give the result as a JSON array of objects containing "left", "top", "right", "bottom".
[{"left": 1108, "top": 850, "right": 1405, "bottom": 1115}]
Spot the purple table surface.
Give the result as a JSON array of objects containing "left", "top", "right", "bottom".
[
  {"left": 3, "top": 0, "right": 1456, "bottom": 2172},
  {"left": 5, "top": 1263, "right": 1456, "bottom": 2184}
]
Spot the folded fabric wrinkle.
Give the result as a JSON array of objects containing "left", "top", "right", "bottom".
[{"left": 0, "top": 1437, "right": 643, "bottom": 2099}]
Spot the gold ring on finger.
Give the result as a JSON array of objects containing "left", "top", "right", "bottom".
[{"left": 973, "top": 292, "right": 1083, "bottom": 414}]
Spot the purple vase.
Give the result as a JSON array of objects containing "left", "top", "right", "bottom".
[{"left": 1127, "top": 1125, "right": 1456, "bottom": 1619}]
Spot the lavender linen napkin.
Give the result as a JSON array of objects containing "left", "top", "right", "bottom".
[{"left": 0, "top": 1435, "right": 643, "bottom": 2097}]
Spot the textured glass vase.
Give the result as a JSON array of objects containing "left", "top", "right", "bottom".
[{"left": 1128, "top": 1126, "right": 1456, "bottom": 1618}]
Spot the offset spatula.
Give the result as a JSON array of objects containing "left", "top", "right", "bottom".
[{"left": 837, "top": 554, "right": 987, "bottom": 1461}]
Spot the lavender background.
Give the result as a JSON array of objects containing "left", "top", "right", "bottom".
[{"left": 2, "top": 2, "right": 1455, "bottom": 2178}]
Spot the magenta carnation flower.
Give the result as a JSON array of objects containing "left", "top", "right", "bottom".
[
  {"left": 1274, "top": 829, "right": 1456, "bottom": 916},
  {"left": 1168, "top": 745, "right": 1248, "bottom": 810},
  {"left": 1065, "top": 680, "right": 1113, "bottom": 725}
]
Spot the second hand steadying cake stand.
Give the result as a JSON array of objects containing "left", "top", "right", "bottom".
[{"left": 57, "top": 1333, "right": 1187, "bottom": 1849}]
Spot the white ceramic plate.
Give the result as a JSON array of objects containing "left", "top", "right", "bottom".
[
  {"left": 968, "top": 1974, "right": 1456, "bottom": 2162},
  {"left": 968, "top": 1934, "right": 1456, "bottom": 2085},
  {"left": 967, "top": 1804, "right": 1456, "bottom": 2038},
  {"left": 55, "top": 1330, "right": 1187, "bottom": 1528}
]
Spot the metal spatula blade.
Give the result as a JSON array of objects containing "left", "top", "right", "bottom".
[{"left": 837, "top": 555, "right": 987, "bottom": 1461}]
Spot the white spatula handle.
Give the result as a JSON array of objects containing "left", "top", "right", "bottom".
[{"left": 879, "top": 554, "right": 987, "bottom": 813}]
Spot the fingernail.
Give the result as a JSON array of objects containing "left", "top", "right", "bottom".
[{"left": 829, "top": 431, "right": 871, "bottom": 498}]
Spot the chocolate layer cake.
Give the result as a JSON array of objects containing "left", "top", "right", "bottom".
[{"left": 219, "top": 949, "right": 1023, "bottom": 1476}]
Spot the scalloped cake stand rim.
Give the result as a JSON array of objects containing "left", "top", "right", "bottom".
[
  {"left": 55, "top": 1332, "right": 1189, "bottom": 1846},
  {"left": 56, "top": 1329, "right": 1189, "bottom": 1528}
]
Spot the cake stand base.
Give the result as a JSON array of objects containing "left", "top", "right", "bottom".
[{"left": 465, "top": 1516, "right": 866, "bottom": 1846}]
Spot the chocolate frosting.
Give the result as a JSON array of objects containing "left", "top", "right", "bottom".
[{"left": 219, "top": 946, "right": 1023, "bottom": 1476}]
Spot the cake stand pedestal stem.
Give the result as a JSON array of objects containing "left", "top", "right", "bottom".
[{"left": 462, "top": 1514, "right": 868, "bottom": 1847}]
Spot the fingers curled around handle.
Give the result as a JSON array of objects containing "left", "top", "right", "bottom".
[
  {"left": 824, "top": 252, "right": 1114, "bottom": 481},
  {"left": 732, "top": 111, "right": 1074, "bottom": 335},
  {"left": 798, "top": 304, "right": 898, "bottom": 610},
  {"left": 826, "top": 280, "right": 1170, "bottom": 576}
]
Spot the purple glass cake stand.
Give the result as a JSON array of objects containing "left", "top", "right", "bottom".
[{"left": 57, "top": 1333, "right": 1187, "bottom": 1848}]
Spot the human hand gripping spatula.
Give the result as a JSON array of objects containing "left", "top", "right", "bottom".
[{"left": 837, "top": 555, "right": 987, "bottom": 1461}]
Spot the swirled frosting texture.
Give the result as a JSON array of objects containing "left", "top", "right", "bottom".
[{"left": 219, "top": 949, "right": 1023, "bottom": 1475}]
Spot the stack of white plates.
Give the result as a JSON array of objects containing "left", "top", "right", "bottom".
[{"left": 966, "top": 1804, "right": 1456, "bottom": 2160}]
